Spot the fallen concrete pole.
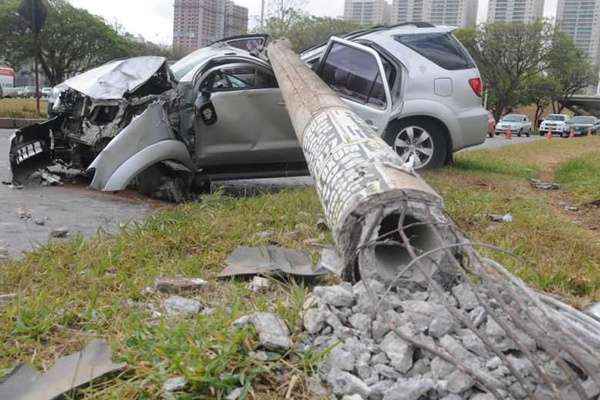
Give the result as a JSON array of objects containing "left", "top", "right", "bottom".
[
  {"left": 267, "top": 39, "right": 460, "bottom": 283},
  {"left": 268, "top": 40, "right": 600, "bottom": 399}
]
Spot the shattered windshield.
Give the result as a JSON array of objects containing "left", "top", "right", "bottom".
[{"left": 171, "top": 49, "right": 217, "bottom": 81}]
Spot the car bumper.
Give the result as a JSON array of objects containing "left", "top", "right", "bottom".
[{"left": 452, "top": 108, "right": 488, "bottom": 150}]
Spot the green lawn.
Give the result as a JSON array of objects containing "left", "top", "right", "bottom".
[
  {"left": 1, "top": 136, "right": 599, "bottom": 399},
  {"left": 0, "top": 98, "right": 47, "bottom": 119}
]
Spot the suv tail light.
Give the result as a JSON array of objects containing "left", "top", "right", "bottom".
[{"left": 469, "top": 78, "right": 483, "bottom": 97}]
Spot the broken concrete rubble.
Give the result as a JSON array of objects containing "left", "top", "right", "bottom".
[
  {"left": 529, "top": 179, "right": 560, "bottom": 191},
  {"left": 0, "top": 340, "right": 125, "bottom": 400},
  {"left": 234, "top": 312, "right": 292, "bottom": 352},
  {"left": 163, "top": 296, "right": 202, "bottom": 317}
]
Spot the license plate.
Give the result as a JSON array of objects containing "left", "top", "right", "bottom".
[{"left": 15, "top": 141, "right": 44, "bottom": 164}]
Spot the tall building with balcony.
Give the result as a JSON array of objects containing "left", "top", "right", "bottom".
[
  {"left": 391, "top": 0, "right": 478, "bottom": 27},
  {"left": 173, "top": 0, "right": 248, "bottom": 54},
  {"left": 344, "top": 0, "right": 391, "bottom": 25},
  {"left": 556, "top": 0, "right": 600, "bottom": 65},
  {"left": 486, "top": 0, "right": 544, "bottom": 23}
]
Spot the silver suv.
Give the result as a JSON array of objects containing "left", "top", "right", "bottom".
[{"left": 10, "top": 24, "right": 487, "bottom": 198}]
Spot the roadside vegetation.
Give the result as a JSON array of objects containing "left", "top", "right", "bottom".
[
  {"left": 0, "top": 98, "right": 47, "bottom": 119},
  {"left": 1, "top": 137, "right": 599, "bottom": 398}
]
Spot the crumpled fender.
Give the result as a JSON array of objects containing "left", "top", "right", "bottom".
[{"left": 88, "top": 101, "right": 195, "bottom": 192}]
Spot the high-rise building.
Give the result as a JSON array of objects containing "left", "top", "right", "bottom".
[
  {"left": 173, "top": 0, "right": 248, "bottom": 54},
  {"left": 391, "top": 0, "right": 479, "bottom": 27},
  {"left": 486, "top": 0, "right": 544, "bottom": 23},
  {"left": 556, "top": 0, "right": 600, "bottom": 65},
  {"left": 344, "top": 0, "right": 391, "bottom": 25}
]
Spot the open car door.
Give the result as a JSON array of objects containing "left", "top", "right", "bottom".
[{"left": 316, "top": 37, "right": 393, "bottom": 135}]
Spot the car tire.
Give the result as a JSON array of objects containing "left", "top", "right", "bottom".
[
  {"left": 383, "top": 118, "right": 449, "bottom": 170},
  {"left": 137, "top": 162, "right": 192, "bottom": 203},
  {"left": 517, "top": 129, "right": 522, "bottom": 137}
]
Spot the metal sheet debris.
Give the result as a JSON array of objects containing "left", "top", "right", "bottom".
[
  {"left": 219, "top": 246, "right": 330, "bottom": 278},
  {"left": 0, "top": 340, "right": 126, "bottom": 400}
]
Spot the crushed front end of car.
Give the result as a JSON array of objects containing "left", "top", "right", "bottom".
[{"left": 9, "top": 56, "right": 187, "bottom": 196}]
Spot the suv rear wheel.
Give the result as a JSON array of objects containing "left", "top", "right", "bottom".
[{"left": 384, "top": 118, "right": 449, "bottom": 169}]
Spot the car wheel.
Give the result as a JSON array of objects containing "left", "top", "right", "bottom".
[
  {"left": 137, "top": 163, "right": 192, "bottom": 203},
  {"left": 384, "top": 118, "right": 448, "bottom": 170},
  {"left": 518, "top": 129, "right": 522, "bottom": 137}
]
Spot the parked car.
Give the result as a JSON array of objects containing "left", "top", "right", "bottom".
[
  {"left": 495, "top": 114, "right": 532, "bottom": 137},
  {"left": 539, "top": 114, "right": 569, "bottom": 136},
  {"left": 10, "top": 25, "right": 487, "bottom": 199},
  {"left": 1, "top": 86, "right": 20, "bottom": 98},
  {"left": 41, "top": 87, "right": 52, "bottom": 98},
  {"left": 565, "top": 115, "right": 599, "bottom": 137},
  {"left": 487, "top": 111, "right": 496, "bottom": 138}
]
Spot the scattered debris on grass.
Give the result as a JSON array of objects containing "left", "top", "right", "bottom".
[
  {"left": 0, "top": 340, "right": 125, "bottom": 400},
  {"left": 16, "top": 207, "right": 31, "bottom": 220},
  {"left": 219, "top": 246, "right": 329, "bottom": 278},
  {"left": 163, "top": 376, "right": 188, "bottom": 393},
  {"left": 487, "top": 214, "right": 513, "bottom": 223},
  {"left": 49, "top": 227, "right": 69, "bottom": 239},
  {"left": 247, "top": 276, "right": 271, "bottom": 293},
  {"left": 163, "top": 295, "right": 203, "bottom": 317},
  {"left": 529, "top": 178, "right": 560, "bottom": 191},
  {"left": 155, "top": 277, "right": 208, "bottom": 294},
  {"left": 234, "top": 312, "right": 292, "bottom": 352}
]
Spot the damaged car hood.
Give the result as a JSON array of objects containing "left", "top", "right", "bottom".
[{"left": 62, "top": 56, "right": 169, "bottom": 100}]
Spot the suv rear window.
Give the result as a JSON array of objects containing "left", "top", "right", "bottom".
[{"left": 394, "top": 33, "right": 475, "bottom": 70}]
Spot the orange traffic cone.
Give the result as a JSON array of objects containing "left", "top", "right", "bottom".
[
  {"left": 546, "top": 128, "right": 553, "bottom": 141},
  {"left": 506, "top": 128, "right": 512, "bottom": 140},
  {"left": 569, "top": 129, "right": 575, "bottom": 139}
]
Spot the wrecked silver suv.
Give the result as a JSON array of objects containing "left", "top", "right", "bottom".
[{"left": 10, "top": 26, "right": 487, "bottom": 201}]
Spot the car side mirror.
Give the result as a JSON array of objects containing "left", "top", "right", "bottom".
[{"left": 194, "top": 92, "right": 217, "bottom": 126}]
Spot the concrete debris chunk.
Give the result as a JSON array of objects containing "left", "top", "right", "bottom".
[
  {"left": 314, "top": 285, "right": 355, "bottom": 308},
  {"left": 327, "top": 369, "right": 371, "bottom": 398},
  {"left": 342, "top": 395, "right": 364, "bottom": 400},
  {"left": 226, "top": 387, "right": 244, "bottom": 400},
  {"left": 163, "top": 376, "right": 188, "bottom": 393},
  {"left": 452, "top": 283, "right": 479, "bottom": 311},
  {"left": 0, "top": 340, "right": 125, "bottom": 400},
  {"left": 380, "top": 332, "right": 413, "bottom": 373},
  {"left": 316, "top": 247, "right": 344, "bottom": 276},
  {"left": 248, "top": 276, "right": 271, "bottom": 292},
  {"left": 164, "top": 296, "right": 202, "bottom": 317},
  {"left": 49, "top": 227, "right": 69, "bottom": 239},
  {"left": 383, "top": 378, "right": 434, "bottom": 400},
  {"left": 446, "top": 369, "right": 474, "bottom": 394},
  {"left": 303, "top": 307, "right": 328, "bottom": 334},
  {"left": 219, "top": 246, "right": 329, "bottom": 278},
  {"left": 488, "top": 214, "right": 513, "bottom": 223},
  {"left": 241, "top": 312, "right": 292, "bottom": 352},
  {"left": 155, "top": 277, "right": 208, "bottom": 294},
  {"left": 328, "top": 346, "right": 356, "bottom": 372}
]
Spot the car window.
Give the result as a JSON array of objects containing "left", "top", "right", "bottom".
[
  {"left": 502, "top": 115, "right": 523, "bottom": 122},
  {"left": 394, "top": 33, "right": 475, "bottom": 71},
  {"left": 226, "top": 37, "right": 265, "bottom": 52},
  {"left": 206, "top": 65, "right": 277, "bottom": 92},
  {"left": 319, "top": 42, "right": 388, "bottom": 109}
]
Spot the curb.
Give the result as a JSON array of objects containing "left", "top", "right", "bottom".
[{"left": 0, "top": 118, "right": 45, "bottom": 129}]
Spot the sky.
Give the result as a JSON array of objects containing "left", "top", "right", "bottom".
[{"left": 68, "top": 0, "right": 558, "bottom": 46}]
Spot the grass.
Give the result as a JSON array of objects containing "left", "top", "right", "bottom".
[
  {"left": 0, "top": 98, "right": 47, "bottom": 119},
  {"left": 1, "top": 136, "right": 600, "bottom": 398},
  {"left": 555, "top": 152, "right": 600, "bottom": 205}
]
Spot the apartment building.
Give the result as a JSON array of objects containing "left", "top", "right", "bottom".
[
  {"left": 556, "top": 0, "right": 600, "bottom": 64},
  {"left": 391, "top": 0, "right": 478, "bottom": 27},
  {"left": 486, "top": 0, "right": 544, "bottom": 23},
  {"left": 344, "top": 0, "right": 391, "bottom": 25},
  {"left": 173, "top": 0, "right": 248, "bottom": 54}
]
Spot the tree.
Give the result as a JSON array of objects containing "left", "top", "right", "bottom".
[
  {"left": 261, "top": 11, "right": 362, "bottom": 52},
  {"left": 455, "top": 21, "right": 555, "bottom": 120},
  {"left": 266, "top": 0, "right": 306, "bottom": 29},
  {"left": 0, "top": 0, "right": 143, "bottom": 85},
  {"left": 522, "top": 75, "right": 558, "bottom": 129},
  {"left": 546, "top": 30, "right": 598, "bottom": 113}
]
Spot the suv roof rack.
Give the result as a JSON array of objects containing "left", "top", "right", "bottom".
[{"left": 388, "top": 22, "right": 436, "bottom": 28}]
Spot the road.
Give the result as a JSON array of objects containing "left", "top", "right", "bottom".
[
  {"left": 0, "top": 129, "right": 152, "bottom": 258},
  {"left": 0, "top": 130, "right": 540, "bottom": 258}
]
